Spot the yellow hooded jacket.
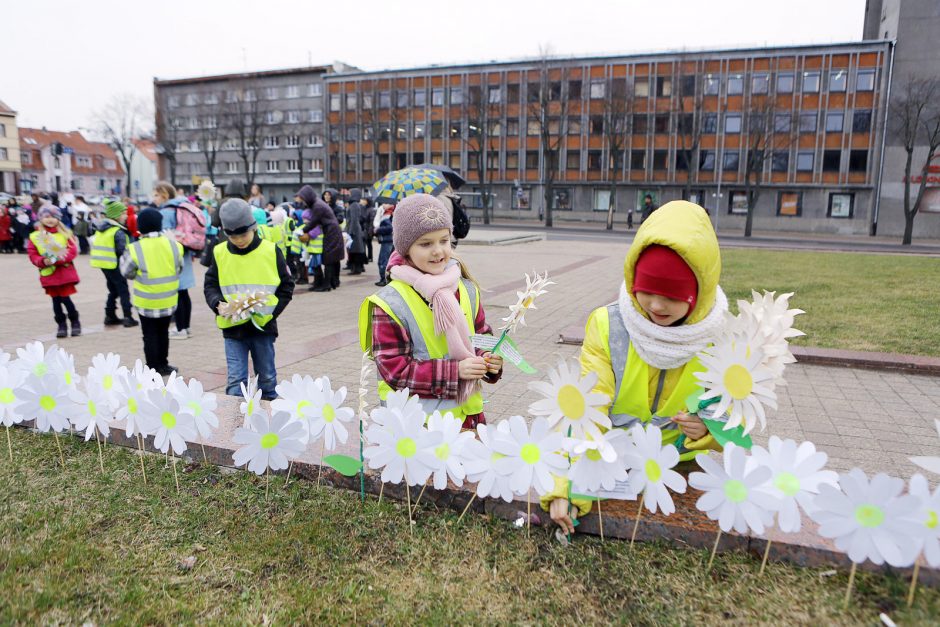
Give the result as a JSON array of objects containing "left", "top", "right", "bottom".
[{"left": 542, "top": 201, "right": 723, "bottom": 517}]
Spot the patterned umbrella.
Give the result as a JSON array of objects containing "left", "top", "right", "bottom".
[{"left": 372, "top": 167, "right": 448, "bottom": 204}]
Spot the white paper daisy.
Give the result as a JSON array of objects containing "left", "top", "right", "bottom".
[
  {"left": 232, "top": 411, "right": 306, "bottom": 475},
  {"left": 51, "top": 348, "right": 80, "bottom": 390},
  {"left": 910, "top": 419, "right": 940, "bottom": 477},
  {"left": 491, "top": 415, "right": 568, "bottom": 496},
  {"left": 811, "top": 469, "right": 922, "bottom": 567},
  {"left": 750, "top": 436, "right": 839, "bottom": 533},
  {"left": 568, "top": 429, "right": 630, "bottom": 494},
  {"left": 622, "top": 423, "right": 687, "bottom": 515},
  {"left": 689, "top": 444, "right": 779, "bottom": 535},
  {"left": 697, "top": 338, "right": 777, "bottom": 435},
  {"left": 427, "top": 410, "right": 477, "bottom": 490},
  {"left": 370, "top": 387, "right": 424, "bottom": 428},
  {"left": 140, "top": 389, "right": 196, "bottom": 455},
  {"left": 363, "top": 407, "right": 441, "bottom": 485},
  {"left": 115, "top": 371, "right": 152, "bottom": 437},
  {"left": 239, "top": 376, "right": 263, "bottom": 427},
  {"left": 735, "top": 290, "right": 805, "bottom": 385},
  {"left": 500, "top": 271, "right": 554, "bottom": 333},
  {"left": 129, "top": 359, "right": 161, "bottom": 392},
  {"left": 909, "top": 474, "right": 940, "bottom": 568},
  {"left": 86, "top": 352, "right": 127, "bottom": 410},
  {"left": 0, "top": 363, "right": 26, "bottom": 427},
  {"left": 14, "top": 341, "right": 60, "bottom": 379},
  {"left": 462, "top": 421, "right": 515, "bottom": 502},
  {"left": 173, "top": 378, "right": 219, "bottom": 440},
  {"left": 17, "top": 373, "right": 74, "bottom": 433},
  {"left": 69, "top": 383, "right": 113, "bottom": 442},
  {"left": 528, "top": 360, "right": 611, "bottom": 440},
  {"left": 272, "top": 374, "right": 322, "bottom": 441},
  {"left": 306, "top": 376, "right": 355, "bottom": 451}
]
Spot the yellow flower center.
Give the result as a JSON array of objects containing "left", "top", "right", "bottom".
[
  {"left": 435, "top": 443, "right": 451, "bottom": 461},
  {"left": 39, "top": 395, "right": 56, "bottom": 411},
  {"left": 0, "top": 388, "right": 14, "bottom": 405},
  {"left": 127, "top": 398, "right": 138, "bottom": 414},
  {"left": 854, "top": 504, "right": 884, "bottom": 528},
  {"left": 260, "top": 433, "right": 279, "bottom": 449},
  {"left": 522, "top": 297, "right": 534, "bottom": 309},
  {"left": 926, "top": 510, "right": 938, "bottom": 530},
  {"left": 723, "top": 364, "right": 754, "bottom": 400},
  {"left": 557, "top": 384, "right": 585, "bottom": 420},
  {"left": 64, "top": 371, "right": 73, "bottom": 386},
  {"left": 33, "top": 363, "right": 48, "bottom": 377},
  {"left": 490, "top": 452, "right": 505, "bottom": 463},
  {"left": 161, "top": 412, "right": 176, "bottom": 429},
  {"left": 645, "top": 459, "right": 662, "bottom": 482},
  {"left": 585, "top": 448, "right": 603, "bottom": 462},
  {"left": 396, "top": 437, "right": 417, "bottom": 458},
  {"left": 296, "top": 400, "right": 311, "bottom": 416},
  {"left": 102, "top": 375, "right": 113, "bottom": 390},
  {"left": 774, "top": 472, "right": 801, "bottom": 497},
  {"left": 520, "top": 443, "right": 541, "bottom": 465},
  {"left": 323, "top": 404, "right": 336, "bottom": 423},
  {"left": 724, "top": 479, "right": 748, "bottom": 503},
  {"left": 247, "top": 399, "right": 254, "bottom": 415},
  {"left": 187, "top": 401, "right": 202, "bottom": 417},
  {"left": 87, "top": 400, "right": 97, "bottom": 417}
]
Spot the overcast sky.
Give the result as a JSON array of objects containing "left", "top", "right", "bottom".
[{"left": 4, "top": 0, "right": 867, "bottom": 132}]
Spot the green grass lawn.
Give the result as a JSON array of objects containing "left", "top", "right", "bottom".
[
  {"left": 722, "top": 249, "right": 940, "bottom": 357},
  {"left": 2, "top": 428, "right": 938, "bottom": 625}
]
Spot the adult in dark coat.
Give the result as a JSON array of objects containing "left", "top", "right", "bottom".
[
  {"left": 362, "top": 196, "right": 376, "bottom": 262},
  {"left": 345, "top": 189, "right": 366, "bottom": 275},
  {"left": 297, "top": 185, "right": 344, "bottom": 291}
]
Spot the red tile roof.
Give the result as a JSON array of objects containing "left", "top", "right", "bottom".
[
  {"left": 133, "top": 138, "right": 158, "bottom": 162},
  {"left": 19, "top": 127, "right": 124, "bottom": 175}
]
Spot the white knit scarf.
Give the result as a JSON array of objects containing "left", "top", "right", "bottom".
[{"left": 618, "top": 281, "right": 728, "bottom": 370}]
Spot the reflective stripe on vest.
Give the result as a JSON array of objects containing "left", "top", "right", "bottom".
[
  {"left": 29, "top": 230, "right": 70, "bottom": 276},
  {"left": 358, "top": 278, "right": 482, "bottom": 419},
  {"left": 129, "top": 237, "right": 182, "bottom": 311},
  {"left": 214, "top": 239, "right": 280, "bottom": 330},
  {"left": 603, "top": 303, "right": 709, "bottom": 461},
  {"left": 90, "top": 226, "right": 119, "bottom": 269}
]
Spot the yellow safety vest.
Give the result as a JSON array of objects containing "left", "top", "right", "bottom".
[
  {"left": 128, "top": 236, "right": 182, "bottom": 313},
  {"left": 257, "top": 224, "right": 287, "bottom": 256},
  {"left": 595, "top": 304, "right": 708, "bottom": 461},
  {"left": 90, "top": 225, "right": 119, "bottom": 269},
  {"left": 29, "top": 230, "right": 70, "bottom": 276},
  {"left": 359, "top": 278, "right": 484, "bottom": 420},
  {"left": 214, "top": 239, "right": 280, "bottom": 330}
]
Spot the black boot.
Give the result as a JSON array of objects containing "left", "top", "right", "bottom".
[
  {"left": 122, "top": 316, "right": 139, "bottom": 327},
  {"left": 103, "top": 310, "right": 122, "bottom": 326},
  {"left": 69, "top": 312, "right": 81, "bottom": 337},
  {"left": 56, "top": 319, "right": 67, "bottom": 338}
]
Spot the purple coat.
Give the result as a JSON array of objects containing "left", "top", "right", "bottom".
[{"left": 298, "top": 186, "right": 344, "bottom": 264}]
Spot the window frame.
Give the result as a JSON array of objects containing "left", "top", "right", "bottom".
[{"left": 828, "top": 192, "right": 854, "bottom": 218}]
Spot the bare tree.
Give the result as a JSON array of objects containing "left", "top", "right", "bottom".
[
  {"left": 195, "top": 90, "right": 227, "bottom": 183},
  {"left": 601, "top": 78, "right": 632, "bottom": 230},
  {"left": 674, "top": 69, "right": 706, "bottom": 202},
  {"left": 461, "top": 83, "right": 502, "bottom": 224},
  {"left": 92, "top": 93, "right": 152, "bottom": 197},
  {"left": 527, "top": 49, "right": 569, "bottom": 227},
  {"left": 742, "top": 95, "right": 798, "bottom": 237},
  {"left": 289, "top": 117, "right": 319, "bottom": 189},
  {"left": 360, "top": 91, "right": 384, "bottom": 179},
  {"left": 388, "top": 89, "right": 408, "bottom": 171},
  {"left": 227, "top": 82, "right": 270, "bottom": 188},
  {"left": 154, "top": 95, "right": 180, "bottom": 186},
  {"left": 893, "top": 75, "right": 940, "bottom": 245}
]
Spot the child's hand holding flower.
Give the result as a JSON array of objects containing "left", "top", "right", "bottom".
[
  {"left": 483, "top": 352, "right": 503, "bottom": 374},
  {"left": 671, "top": 410, "right": 707, "bottom": 440}
]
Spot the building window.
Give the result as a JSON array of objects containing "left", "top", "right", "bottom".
[
  {"left": 345, "top": 125, "right": 358, "bottom": 141},
  {"left": 728, "top": 74, "right": 744, "bottom": 95},
  {"left": 266, "top": 160, "right": 279, "bottom": 173},
  {"left": 428, "top": 121, "right": 443, "bottom": 139},
  {"left": 828, "top": 193, "right": 854, "bottom": 217},
  {"left": 722, "top": 150, "right": 740, "bottom": 171},
  {"left": 630, "top": 150, "right": 646, "bottom": 170},
  {"left": 802, "top": 71, "right": 820, "bottom": 93},
  {"left": 590, "top": 80, "right": 606, "bottom": 99},
  {"left": 588, "top": 115, "right": 603, "bottom": 135},
  {"left": 329, "top": 94, "right": 341, "bottom": 111},
  {"left": 593, "top": 189, "right": 611, "bottom": 212},
  {"left": 487, "top": 86, "right": 501, "bottom": 104},
  {"left": 700, "top": 113, "right": 717, "bottom": 134},
  {"left": 450, "top": 87, "right": 463, "bottom": 105},
  {"left": 525, "top": 119, "right": 539, "bottom": 136},
  {"left": 168, "top": 95, "right": 180, "bottom": 107},
  {"left": 752, "top": 73, "right": 769, "bottom": 94},
  {"left": 566, "top": 150, "right": 581, "bottom": 169},
  {"left": 264, "top": 136, "right": 279, "bottom": 149},
  {"left": 825, "top": 112, "right": 844, "bottom": 133},
  {"left": 0, "top": 147, "right": 6, "bottom": 160},
  {"left": 512, "top": 187, "right": 530, "bottom": 209},
  {"left": 286, "top": 135, "right": 300, "bottom": 148},
  {"left": 729, "top": 191, "right": 748, "bottom": 214},
  {"left": 504, "top": 118, "right": 518, "bottom": 135},
  {"left": 654, "top": 114, "right": 670, "bottom": 134},
  {"left": 777, "top": 73, "right": 794, "bottom": 93},
  {"left": 828, "top": 69, "right": 847, "bottom": 92},
  {"left": 430, "top": 88, "right": 444, "bottom": 106},
  {"left": 699, "top": 150, "right": 715, "bottom": 171},
  {"left": 414, "top": 123, "right": 425, "bottom": 139},
  {"left": 588, "top": 150, "right": 604, "bottom": 171},
  {"left": 566, "top": 80, "right": 581, "bottom": 100},
  {"left": 310, "top": 158, "right": 323, "bottom": 172},
  {"left": 778, "top": 191, "right": 802, "bottom": 216},
  {"left": 309, "top": 109, "right": 323, "bottom": 123},
  {"left": 346, "top": 93, "right": 357, "bottom": 110},
  {"left": 330, "top": 127, "right": 341, "bottom": 143},
  {"left": 849, "top": 149, "right": 868, "bottom": 172},
  {"left": 634, "top": 79, "right": 650, "bottom": 98},
  {"left": 396, "top": 90, "right": 409, "bottom": 108},
  {"left": 725, "top": 114, "right": 742, "bottom": 134},
  {"left": 679, "top": 75, "right": 696, "bottom": 97},
  {"left": 264, "top": 87, "right": 278, "bottom": 100},
  {"left": 283, "top": 85, "right": 298, "bottom": 98},
  {"left": 799, "top": 112, "right": 817, "bottom": 133},
  {"left": 379, "top": 91, "right": 391, "bottom": 108},
  {"left": 652, "top": 150, "right": 668, "bottom": 170},
  {"left": 655, "top": 77, "right": 672, "bottom": 97},
  {"left": 525, "top": 151, "right": 539, "bottom": 169},
  {"left": 226, "top": 162, "right": 239, "bottom": 173},
  {"left": 552, "top": 188, "right": 571, "bottom": 210},
  {"left": 487, "top": 120, "right": 502, "bottom": 137},
  {"left": 287, "top": 111, "right": 301, "bottom": 124},
  {"left": 856, "top": 69, "right": 875, "bottom": 92},
  {"left": 287, "top": 159, "right": 300, "bottom": 172},
  {"left": 345, "top": 155, "right": 357, "bottom": 172},
  {"left": 22, "top": 152, "right": 31, "bottom": 165},
  {"left": 448, "top": 153, "right": 462, "bottom": 169},
  {"left": 704, "top": 74, "right": 720, "bottom": 95},
  {"left": 308, "top": 83, "right": 322, "bottom": 97},
  {"left": 308, "top": 134, "right": 323, "bottom": 147},
  {"left": 223, "top": 138, "right": 238, "bottom": 151},
  {"left": 772, "top": 151, "right": 789, "bottom": 172},
  {"left": 468, "top": 151, "right": 479, "bottom": 170},
  {"left": 360, "top": 92, "right": 373, "bottom": 109},
  {"left": 796, "top": 151, "right": 815, "bottom": 171},
  {"left": 413, "top": 89, "right": 426, "bottom": 107},
  {"left": 506, "top": 152, "right": 519, "bottom": 169},
  {"left": 633, "top": 114, "right": 648, "bottom": 134},
  {"left": 852, "top": 110, "right": 872, "bottom": 133},
  {"left": 187, "top": 142, "right": 198, "bottom": 154},
  {"left": 0, "top": 123, "right": 5, "bottom": 137},
  {"left": 773, "top": 113, "right": 791, "bottom": 133}
]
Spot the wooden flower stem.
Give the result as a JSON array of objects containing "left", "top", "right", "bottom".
[
  {"left": 411, "top": 483, "right": 428, "bottom": 516},
  {"left": 378, "top": 482, "right": 384, "bottom": 505},
  {"left": 53, "top": 430, "right": 65, "bottom": 467},
  {"left": 526, "top": 488, "right": 532, "bottom": 538},
  {"left": 316, "top": 439, "right": 325, "bottom": 488},
  {"left": 630, "top": 493, "right": 645, "bottom": 549},
  {"left": 907, "top": 559, "right": 921, "bottom": 608},
  {"left": 406, "top": 482, "right": 413, "bottom": 534},
  {"left": 457, "top": 493, "right": 476, "bottom": 523},
  {"left": 284, "top": 461, "right": 294, "bottom": 488},
  {"left": 843, "top": 562, "right": 857, "bottom": 608},
  {"left": 706, "top": 529, "right": 722, "bottom": 572},
  {"left": 265, "top": 468, "right": 270, "bottom": 500},
  {"left": 758, "top": 539, "right": 772, "bottom": 576},
  {"left": 200, "top": 442, "right": 208, "bottom": 463},
  {"left": 172, "top": 455, "right": 180, "bottom": 494},
  {"left": 137, "top": 435, "right": 148, "bottom": 485},
  {"left": 95, "top": 430, "right": 104, "bottom": 474},
  {"left": 5, "top": 425, "right": 12, "bottom": 462},
  {"left": 598, "top": 500, "right": 604, "bottom": 542}
]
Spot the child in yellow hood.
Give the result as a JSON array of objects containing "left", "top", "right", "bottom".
[{"left": 545, "top": 200, "right": 728, "bottom": 534}]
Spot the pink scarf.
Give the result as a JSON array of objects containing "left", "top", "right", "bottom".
[{"left": 388, "top": 252, "right": 478, "bottom": 404}]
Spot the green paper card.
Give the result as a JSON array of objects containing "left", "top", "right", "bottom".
[
  {"left": 323, "top": 454, "right": 363, "bottom": 477},
  {"left": 703, "top": 418, "right": 753, "bottom": 449}
]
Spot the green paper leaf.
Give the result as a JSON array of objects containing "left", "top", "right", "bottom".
[
  {"left": 703, "top": 418, "right": 753, "bottom": 449},
  {"left": 497, "top": 336, "right": 538, "bottom": 374},
  {"left": 570, "top": 493, "right": 608, "bottom": 502},
  {"left": 685, "top": 388, "right": 720, "bottom": 414},
  {"left": 323, "top": 454, "right": 363, "bottom": 477}
]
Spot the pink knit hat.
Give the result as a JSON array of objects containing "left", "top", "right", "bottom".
[{"left": 392, "top": 193, "right": 453, "bottom": 256}]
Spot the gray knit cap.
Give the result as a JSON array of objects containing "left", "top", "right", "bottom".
[
  {"left": 393, "top": 193, "right": 453, "bottom": 256},
  {"left": 219, "top": 198, "right": 256, "bottom": 234}
]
